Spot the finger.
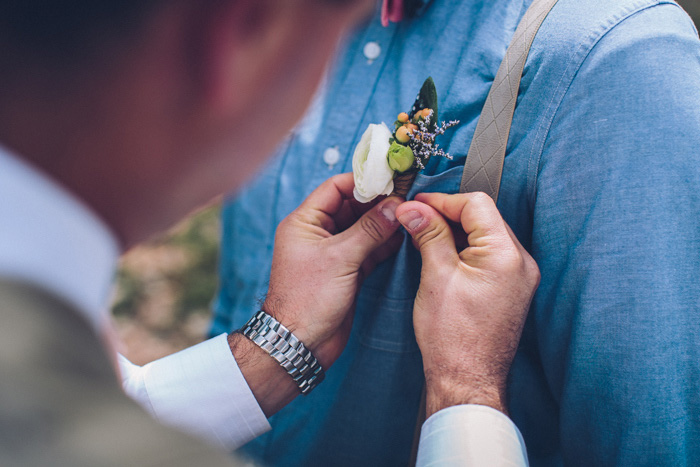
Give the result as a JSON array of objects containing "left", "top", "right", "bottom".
[
  {"left": 293, "top": 173, "right": 358, "bottom": 233},
  {"left": 413, "top": 192, "right": 464, "bottom": 222},
  {"left": 334, "top": 196, "right": 382, "bottom": 233},
  {"left": 414, "top": 191, "right": 511, "bottom": 250},
  {"left": 395, "top": 200, "right": 459, "bottom": 267},
  {"left": 332, "top": 199, "right": 356, "bottom": 233},
  {"left": 418, "top": 192, "right": 527, "bottom": 257},
  {"left": 299, "top": 173, "right": 356, "bottom": 218},
  {"left": 406, "top": 217, "right": 467, "bottom": 251},
  {"left": 299, "top": 173, "right": 387, "bottom": 234},
  {"left": 359, "top": 231, "right": 404, "bottom": 280},
  {"left": 332, "top": 197, "right": 403, "bottom": 264}
]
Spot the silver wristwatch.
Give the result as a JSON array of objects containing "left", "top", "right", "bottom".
[{"left": 240, "top": 311, "right": 325, "bottom": 395}]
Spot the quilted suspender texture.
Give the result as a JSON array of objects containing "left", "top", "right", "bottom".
[
  {"left": 409, "top": 2, "right": 561, "bottom": 464},
  {"left": 459, "top": 0, "right": 560, "bottom": 200}
]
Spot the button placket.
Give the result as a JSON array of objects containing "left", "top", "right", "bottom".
[
  {"left": 363, "top": 41, "right": 382, "bottom": 63},
  {"left": 323, "top": 146, "right": 341, "bottom": 169},
  {"left": 309, "top": 21, "right": 398, "bottom": 189}
]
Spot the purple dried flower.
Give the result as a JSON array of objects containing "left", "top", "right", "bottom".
[{"left": 407, "top": 110, "right": 459, "bottom": 170}]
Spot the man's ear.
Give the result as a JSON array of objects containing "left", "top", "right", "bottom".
[
  {"left": 190, "top": 0, "right": 375, "bottom": 118},
  {"left": 191, "top": 0, "right": 303, "bottom": 117}
]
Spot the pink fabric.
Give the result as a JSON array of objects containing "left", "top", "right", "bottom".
[{"left": 381, "top": 0, "right": 404, "bottom": 27}]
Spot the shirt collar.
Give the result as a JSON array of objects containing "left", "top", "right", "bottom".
[
  {"left": 405, "top": 0, "right": 434, "bottom": 19},
  {"left": 0, "top": 145, "right": 119, "bottom": 331},
  {"left": 380, "top": 0, "right": 434, "bottom": 27}
]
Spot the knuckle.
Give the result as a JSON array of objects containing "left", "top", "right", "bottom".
[
  {"left": 325, "top": 246, "right": 345, "bottom": 265},
  {"left": 468, "top": 191, "right": 494, "bottom": 207},
  {"left": 329, "top": 173, "right": 344, "bottom": 187},
  {"left": 525, "top": 256, "right": 541, "bottom": 286},
  {"left": 275, "top": 216, "right": 291, "bottom": 235},
  {"left": 359, "top": 215, "right": 385, "bottom": 242},
  {"left": 494, "top": 247, "right": 526, "bottom": 276},
  {"left": 416, "top": 223, "right": 444, "bottom": 247},
  {"left": 501, "top": 245, "right": 522, "bottom": 266}
]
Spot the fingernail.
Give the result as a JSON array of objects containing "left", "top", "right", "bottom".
[
  {"left": 398, "top": 210, "right": 425, "bottom": 233},
  {"left": 379, "top": 200, "right": 399, "bottom": 223}
]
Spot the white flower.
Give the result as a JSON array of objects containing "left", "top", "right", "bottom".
[{"left": 352, "top": 123, "right": 394, "bottom": 203}]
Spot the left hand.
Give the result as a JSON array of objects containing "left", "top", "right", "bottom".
[
  {"left": 263, "top": 172, "right": 404, "bottom": 368},
  {"left": 396, "top": 192, "right": 540, "bottom": 417}
]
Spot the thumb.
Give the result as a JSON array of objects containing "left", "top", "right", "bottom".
[
  {"left": 334, "top": 197, "right": 403, "bottom": 264},
  {"left": 396, "top": 200, "right": 459, "bottom": 266}
]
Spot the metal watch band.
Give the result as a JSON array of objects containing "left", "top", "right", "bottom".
[{"left": 240, "top": 311, "right": 325, "bottom": 395}]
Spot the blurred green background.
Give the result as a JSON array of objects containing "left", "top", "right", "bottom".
[{"left": 111, "top": 203, "right": 221, "bottom": 364}]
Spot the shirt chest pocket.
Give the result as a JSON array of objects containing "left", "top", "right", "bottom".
[
  {"left": 407, "top": 165, "right": 464, "bottom": 198},
  {"left": 356, "top": 166, "right": 465, "bottom": 353}
]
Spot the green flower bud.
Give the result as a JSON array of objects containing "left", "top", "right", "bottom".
[{"left": 387, "top": 142, "right": 415, "bottom": 173}]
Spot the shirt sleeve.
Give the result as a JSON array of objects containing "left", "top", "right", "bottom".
[
  {"left": 416, "top": 405, "right": 528, "bottom": 467},
  {"left": 526, "top": 4, "right": 700, "bottom": 464},
  {"left": 118, "top": 333, "right": 271, "bottom": 451}
]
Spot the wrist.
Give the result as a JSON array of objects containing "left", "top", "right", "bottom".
[
  {"left": 424, "top": 370, "right": 508, "bottom": 419},
  {"left": 260, "top": 299, "right": 337, "bottom": 369},
  {"left": 240, "top": 311, "right": 325, "bottom": 395},
  {"left": 227, "top": 332, "right": 299, "bottom": 417}
]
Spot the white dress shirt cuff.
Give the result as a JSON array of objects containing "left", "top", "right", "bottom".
[
  {"left": 416, "top": 404, "right": 528, "bottom": 467},
  {"left": 119, "top": 333, "right": 271, "bottom": 451}
]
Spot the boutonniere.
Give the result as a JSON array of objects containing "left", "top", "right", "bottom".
[{"left": 352, "top": 77, "right": 459, "bottom": 203}]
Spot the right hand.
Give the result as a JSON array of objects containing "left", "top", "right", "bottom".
[
  {"left": 230, "top": 173, "right": 403, "bottom": 416},
  {"left": 262, "top": 173, "right": 403, "bottom": 367},
  {"left": 396, "top": 192, "right": 540, "bottom": 418}
]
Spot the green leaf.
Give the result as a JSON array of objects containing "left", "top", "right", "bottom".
[{"left": 410, "top": 77, "right": 438, "bottom": 131}]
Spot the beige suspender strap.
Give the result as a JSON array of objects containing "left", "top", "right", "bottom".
[
  {"left": 459, "top": 0, "right": 560, "bottom": 200},
  {"left": 409, "top": 2, "right": 560, "bottom": 464}
]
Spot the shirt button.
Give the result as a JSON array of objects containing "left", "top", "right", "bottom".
[
  {"left": 323, "top": 147, "right": 341, "bottom": 168},
  {"left": 363, "top": 42, "right": 381, "bottom": 62}
]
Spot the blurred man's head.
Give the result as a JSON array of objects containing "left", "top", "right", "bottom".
[{"left": 0, "top": 0, "right": 373, "bottom": 246}]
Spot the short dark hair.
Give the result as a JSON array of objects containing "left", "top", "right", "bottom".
[
  {"left": 0, "top": 0, "right": 355, "bottom": 63},
  {"left": 0, "top": 0, "right": 359, "bottom": 81},
  {"left": 0, "top": 0, "right": 165, "bottom": 67}
]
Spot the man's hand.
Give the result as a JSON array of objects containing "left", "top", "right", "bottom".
[
  {"left": 230, "top": 173, "right": 403, "bottom": 415},
  {"left": 264, "top": 172, "right": 404, "bottom": 365},
  {"left": 396, "top": 192, "right": 540, "bottom": 418}
]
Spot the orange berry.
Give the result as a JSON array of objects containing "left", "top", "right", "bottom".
[
  {"left": 395, "top": 126, "right": 412, "bottom": 143},
  {"left": 421, "top": 108, "right": 432, "bottom": 118},
  {"left": 397, "top": 112, "right": 409, "bottom": 123},
  {"left": 406, "top": 123, "right": 418, "bottom": 133}
]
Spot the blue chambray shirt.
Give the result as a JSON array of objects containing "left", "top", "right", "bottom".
[{"left": 212, "top": 0, "right": 700, "bottom": 465}]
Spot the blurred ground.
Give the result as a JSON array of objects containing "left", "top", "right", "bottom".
[{"left": 111, "top": 204, "right": 220, "bottom": 365}]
